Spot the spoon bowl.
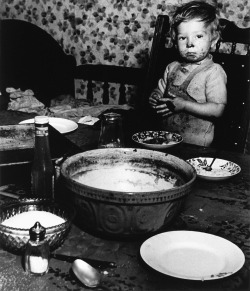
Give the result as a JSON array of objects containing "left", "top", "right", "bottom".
[
  {"left": 205, "top": 157, "right": 216, "bottom": 171},
  {"left": 72, "top": 259, "right": 101, "bottom": 288}
]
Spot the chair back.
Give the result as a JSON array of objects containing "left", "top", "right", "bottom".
[
  {"left": 0, "top": 19, "right": 76, "bottom": 108},
  {"left": 213, "top": 20, "right": 250, "bottom": 153},
  {"left": 143, "top": 15, "right": 250, "bottom": 153},
  {"left": 75, "top": 64, "right": 145, "bottom": 105}
]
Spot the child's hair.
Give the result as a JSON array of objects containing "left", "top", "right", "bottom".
[{"left": 170, "top": 1, "right": 220, "bottom": 43}]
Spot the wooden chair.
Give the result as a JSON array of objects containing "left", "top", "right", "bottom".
[
  {"left": 0, "top": 19, "right": 76, "bottom": 109},
  {"left": 141, "top": 15, "right": 250, "bottom": 153}
]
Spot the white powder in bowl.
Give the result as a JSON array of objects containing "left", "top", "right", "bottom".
[
  {"left": 1, "top": 210, "right": 65, "bottom": 229},
  {"left": 73, "top": 165, "right": 177, "bottom": 193}
]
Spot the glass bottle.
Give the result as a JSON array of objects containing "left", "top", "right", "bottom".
[
  {"left": 98, "top": 112, "right": 124, "bottom": 148},
  {"left": 31, "top": 116, "right": 54, "bottom": 198},
  {"left": 24, "top": 222, "right": 50, "bottom": 276}
]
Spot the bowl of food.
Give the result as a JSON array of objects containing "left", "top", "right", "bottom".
[
  {"left": 0, "top": 198, "right": 75, "bottom": 253},
  {"left": 60, "top": 148, "right": 196, "bottom": 238},
  {"left": 132, "top": 131, "right": 183, "bottom": 150}
]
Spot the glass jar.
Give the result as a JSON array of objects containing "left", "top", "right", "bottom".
[{"left": 98, "top": 113, "right": 124, "bottom": 148}]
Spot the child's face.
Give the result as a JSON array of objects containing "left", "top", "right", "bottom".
[{"left": 176, "top": 19, "right": 217, "bottom": 63}]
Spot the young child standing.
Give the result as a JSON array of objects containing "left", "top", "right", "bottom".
[{"left": 149, "top": 1, "right": 227, "bottom": 147}]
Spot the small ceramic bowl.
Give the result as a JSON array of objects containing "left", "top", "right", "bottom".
[
  {"left": 132, "top": 131, "right": 183, "bottom": 150},
  {"left": 186, "top": 157, "right": 241, "bottom": 181}
]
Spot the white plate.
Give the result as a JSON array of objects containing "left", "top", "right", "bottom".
[
  {"left": 19, "top": 117, "right": 78, "bottom": 134},
  {"left": 140, "top": 231, "right": 245, "bottom": 281},
  {"left": 186, "top": 157, "right": 241, "bottom": 181},
  {"left": 132, "top": 131, "right": 183, "bottom": 150}
]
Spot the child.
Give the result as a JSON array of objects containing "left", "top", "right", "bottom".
[{"left": 149, "top": 1, "right": 227, "bottom": 147}]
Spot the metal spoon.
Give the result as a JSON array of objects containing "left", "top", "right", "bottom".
[
  {"left": 51, "top": 253, "right": 116, "bottom": 269},
  {"left": 72, "top": 259, "right": 102, "bottom": 288},
  {"left": 205, "top": 157, "right": 216, "bottom": 171}
]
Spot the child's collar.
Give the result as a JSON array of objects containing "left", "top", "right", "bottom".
[{"left": 181, "top": 54, "right": 213, "bottom": 67}]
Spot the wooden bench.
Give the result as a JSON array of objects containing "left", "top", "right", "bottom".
[{"left": 0, "top": 19, "right": 76, "bottom": 109}]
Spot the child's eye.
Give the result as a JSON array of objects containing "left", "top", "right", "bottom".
[
  {"left": 178, "top": 36, "right": 186, "bottom": 41},
  {"left": 196, "top": 34, "right": 203, "bottom": 39}
]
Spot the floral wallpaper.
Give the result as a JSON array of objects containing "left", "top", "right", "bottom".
[{"left": 1, "top": 0, "right": 249, "bottom": 68}]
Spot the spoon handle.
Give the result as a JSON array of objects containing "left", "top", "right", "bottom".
[
  {"left": 209, "top": 157, "right": 216, "bottom": 167},
  {"left": 51, "top": 253, "right": 116, "bottom": 269}
]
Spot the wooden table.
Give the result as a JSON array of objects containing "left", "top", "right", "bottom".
[{"left": 0, "top": 111, "right": 250, "bottom": 291}]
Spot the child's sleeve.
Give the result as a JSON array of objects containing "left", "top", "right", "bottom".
[
  {"left": 206, "top": 64, "right": 227, "bottom": 104},
  {"left": 157, "top": 67, "right": 169, "bottom": 94},
  {"left": 157, "top": 61, "right": 178, "bottom": 94}
]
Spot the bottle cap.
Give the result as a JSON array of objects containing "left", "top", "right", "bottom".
[
  {"left": 29, "top": 221, "right": 46, "bottom": 241},
  {"left": 34, "top": 116, "right": 49, "bottom": 125}
]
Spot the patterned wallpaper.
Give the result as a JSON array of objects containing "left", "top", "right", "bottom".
[{"left": 1, "top": 0, "right": 250, "bottom": 68}]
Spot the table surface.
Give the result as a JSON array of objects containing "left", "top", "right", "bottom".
[{"left": 0, "top": 110, "right": 250, "bottom": 291}]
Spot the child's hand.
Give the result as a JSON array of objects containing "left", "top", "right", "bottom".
[
  {"left": 155, "top": 97, "right": 186, "bottom": 117},
  {"left": 169, "top": 97, "right": 186, "bottom": 112},
  {"left": 149, "top": 89, "right": 163, "bottom": 108}
]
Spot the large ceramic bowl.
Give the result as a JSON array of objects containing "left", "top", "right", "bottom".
[
  {"left": 0, "top": 198, "right": 75, "bottom": 253},
  {"left": 60, "top": 148, "right": 196, "bottom": 238}
]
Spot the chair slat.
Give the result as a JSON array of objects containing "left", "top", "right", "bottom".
[
  {"left": 119, "top": 84, "right": 127, "bottom": 105},
  {"left": 87, "top": 79, "right": 94, "bottom": 103},
  {"left": 231, "top": 43, "right": 237, "bottom": 54},
  {"left": 103, "top": 82, "right": 109, "bottom": 104}
]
